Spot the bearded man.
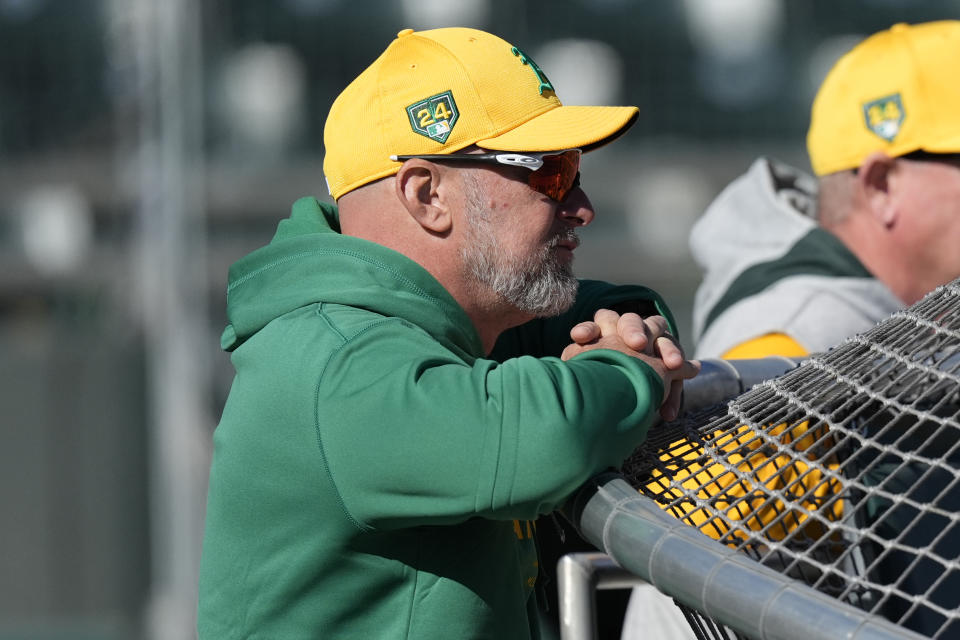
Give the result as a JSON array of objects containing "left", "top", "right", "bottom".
[{"left": 198, "top": 27, "right": 698, "bottom": 640}]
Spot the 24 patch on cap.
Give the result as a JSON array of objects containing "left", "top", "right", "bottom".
[
  {"left": 406, "top": 90, "right": 459, "bottom": 143},
  {"left": 862, "top": 93, "right": 905, "bottom": 142}
]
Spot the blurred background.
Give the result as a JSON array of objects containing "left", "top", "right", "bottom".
[{"left": 2, "top": 1, "right": 959, "bottom": 638}]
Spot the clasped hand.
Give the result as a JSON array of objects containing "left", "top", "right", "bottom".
[{"left": 561, "top": 309, "right": 701, "bottom": 422}]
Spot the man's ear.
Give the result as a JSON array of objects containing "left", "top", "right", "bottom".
[
  {"left": 857, "top": 151, "right": 898, "bottom": 228},
  {"left": 394, "top": 159, "right": 453, "bottom": 234}
]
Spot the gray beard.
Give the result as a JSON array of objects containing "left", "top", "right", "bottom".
[{"left": 459, "top": 177, "right": 579, "bottom": 317}]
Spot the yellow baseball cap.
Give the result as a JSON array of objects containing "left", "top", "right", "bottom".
[
  {"left": 807, "top": 20, "right": 960, "bottom": 176},
  {"left": 323, "top": 27, "right": 639, "bottom": 200}
]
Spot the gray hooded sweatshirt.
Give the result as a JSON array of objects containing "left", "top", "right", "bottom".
[{"left": 690, "top": 157, "right": 902, "bottom": 359}]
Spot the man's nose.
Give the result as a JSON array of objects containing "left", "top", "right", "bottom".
[{"left": 557, "top": 187, "right": 595, "bottom": 227}]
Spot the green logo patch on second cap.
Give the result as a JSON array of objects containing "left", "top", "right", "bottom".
[
  {"left": 863, "top": 93, "right": 905, "bottom": 142},
  {"left": 406, "top": 91, "right": 459, "bottom": 143}
]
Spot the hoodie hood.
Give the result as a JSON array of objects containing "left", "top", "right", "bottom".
[
  {"left": 690, "top": 157, "right": 821, "bottom": 341},
  {"left": 220, "top": 197, "right": 483, "bottom": 358}
]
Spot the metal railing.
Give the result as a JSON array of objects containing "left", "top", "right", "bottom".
[{"left": 560, "top": 474, "right": 924, "bottom": 640}]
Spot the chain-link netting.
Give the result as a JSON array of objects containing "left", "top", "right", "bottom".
[{"left": 622, "top": 279, "right": 960, "bottom": 639}]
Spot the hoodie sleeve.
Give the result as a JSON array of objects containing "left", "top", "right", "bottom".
[
  {"left": 489, "top": 279, "right": 679, "bottom": 360},
  {"left": 316, "top": 319, "right": 663, "bottom": 531}
]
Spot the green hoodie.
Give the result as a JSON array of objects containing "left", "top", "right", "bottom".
[{"left": 198, "top": 197, "right": 676, "bottom": 639}]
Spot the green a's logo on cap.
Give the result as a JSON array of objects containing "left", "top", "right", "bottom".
[
  {"left": 406, "top": 91, "right": 459, "bottom": 143},
  {"left": 511, "top": 46, "right": 554, "bottom": 96},
  {"left": 863, "top": 93, "right": 905, "bottom": 142}
]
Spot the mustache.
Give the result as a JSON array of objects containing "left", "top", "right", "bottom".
[{"left": 548, "top": 229, "right": 580, "bottom": 250}]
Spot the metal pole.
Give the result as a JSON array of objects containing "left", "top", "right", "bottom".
[
  {"left": 129, "top": 0, "right": 211, "bottom": 638},
  {"left": 681, "top": 356, "right": 800, "bottom": 414},
  {"left": 557, "top": 552, "right": 644, "bottom": 640},
  {"left": 564, "top": 474, "right": 925, "bottom": 640}
]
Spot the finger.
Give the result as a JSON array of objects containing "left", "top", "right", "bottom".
[
  {"left": 569, "top": 321, "right": 600, "bottom": 345},
  {"left": 592, "top": 308, "right": 621, "bottom": 337},
  {"left": 659, "top": 379, "right": 683, "bottom": 422},
  {"left": 679, "top": 359, "right": 702, "bottom": 380},
  {"left": 617, "top": 313, "right": 649, "bottom": 352},
  {"left": 560, "top": 342, "right": 583, "bottom": 361},
  {"left": 642, "top": 315, "right": 671, "bottom": 341},
  {"left": 655, "top": 335, "right": 685, "bottom": 370},
  {"left": 659, "top": 361, "right": 701, "bottom": 421}
]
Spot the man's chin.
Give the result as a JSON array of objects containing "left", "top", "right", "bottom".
[{"left": 530, "top": 279, "right": 579, "bottom": 318}]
